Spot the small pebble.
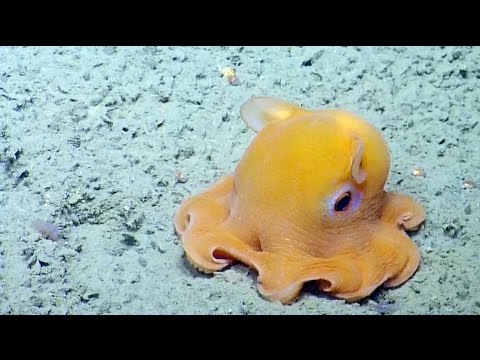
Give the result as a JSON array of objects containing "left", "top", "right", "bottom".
[{"left": 462, "top": 179, "right": 476, "bottom": 189}]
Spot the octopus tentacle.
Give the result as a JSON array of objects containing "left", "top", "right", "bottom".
[
  {"left": 181, "top": 230, "right": 257, "bottom": 273},
  {"left": 380, "top": 227, "right": 421, "bottom": 288},
  {"left": 251, "top": 252, "right": 347, "bottom": 303},
  {"left": 251, "top": 221, "right": 421, "bottom": 303},
  {"left": 175, "top": 175, "right": 261, "bottom": 273},
  {"left": 242, "top": 251, "right": 372, "bottom": 303},
  {"left": 381, "top": 192, "right": 425, "bottom": 231},
  {"left": 174, "top": 175, "right": 234, "bottom": 236}
]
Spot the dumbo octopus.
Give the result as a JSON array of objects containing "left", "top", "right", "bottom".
[{"left": 174, "top": 96, "right": 425, "bottom": 304}]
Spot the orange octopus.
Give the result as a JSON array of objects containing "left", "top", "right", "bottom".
[{"left": 174, "top": 96, "right": 425, "bottom": 304}]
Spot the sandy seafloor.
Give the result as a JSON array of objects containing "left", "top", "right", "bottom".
[{"left": 0, "top": 46, "right": 479, "bottom": 315}]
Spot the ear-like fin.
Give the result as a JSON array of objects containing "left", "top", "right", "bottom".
[
  {"left": 351, "top": 136, "right": 367, "bottom": 184},
  {"left": 240, "top": 96, "right": 308, "bottom": 132}
]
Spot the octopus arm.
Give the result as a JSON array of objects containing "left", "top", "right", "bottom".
[{"left": 381, "top": 192, "right": 425, "bottom": 231}]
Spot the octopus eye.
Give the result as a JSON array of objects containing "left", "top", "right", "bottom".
[
  {"left": 326, "top": 185, "right": 363, "bottom": 218},
  {"left": 334, "top": 192, "right": 351, "bottom": 212}
]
